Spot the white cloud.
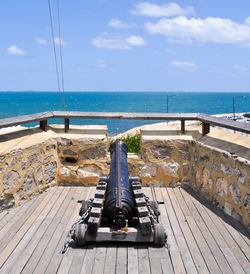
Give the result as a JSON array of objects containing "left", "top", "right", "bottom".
[
  {"left": 245, "top": 17, "right": 250, "bottom": 25},
  {"left": 54, "top": 37, "right": 66, "bottom": 46},
  {"left": 170, "top": 60, "right": 197, "bottom": 71},
  {"left": 36, "top": 37, "right": 66, "bottom": 46},
  {"left": 7, "top": 45, "right": 25, "bottom": 55},
  {"left": 108, "top": 18, "right": 135, "bottom": 29},
  {"left": 92, "top": 33, "right": 146, "bottom": 50},
  {"left": 145, "top": 16, "right": 250, "bottom": 46},
  {"left": 126, "top": 35, "right": 146, "bottom": 46},
  {"left": 234, "top": 65, "right": 247, "bottom": 72},
  {"left": 131, "top": 2, "right": 194, "bottom": 17},
  {"left": 36, "top": 37, "right": 47, "bottom": 45},
  {"left": 98, "top": 59, "right": 107, "bottom": 68}
]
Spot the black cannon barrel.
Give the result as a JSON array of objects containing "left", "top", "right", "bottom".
[{"left": 103, "top": 140, "right": 135, "bottom": 228}]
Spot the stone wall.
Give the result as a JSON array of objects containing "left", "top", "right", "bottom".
[
  {"left": 0, "top": 139, "right": 57, "bottom": 210},
  {"left": 139, "top": 135, "right": 250, "bottom": 228},
  {"left": 57, "top": 137, "right": 109, "bottom": 185},
  {"left": 0, "top": 128, "right": 249, "bottom": 228}
]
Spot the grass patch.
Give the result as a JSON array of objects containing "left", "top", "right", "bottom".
[{"left": 108, "top": 132, "right": 141, "bottom": 153}]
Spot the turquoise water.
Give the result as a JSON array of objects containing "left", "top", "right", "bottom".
[{"left": 0, "top": 91, "right": 249, "bottom": 133}]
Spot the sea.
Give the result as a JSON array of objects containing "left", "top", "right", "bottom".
[{"left": 0, "top": 91, "right": 249, "bottom": 134}]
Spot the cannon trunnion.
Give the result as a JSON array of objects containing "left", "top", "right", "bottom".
[{"left": 72, "top": 140, "right": 167, "bottom": 246}]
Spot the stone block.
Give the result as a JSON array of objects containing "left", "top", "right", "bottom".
[
  {"left": 139, "top": 162, "right": 157, "bottom": 177},
  {"left": 243, "top": 194, "right": 250, "bottom": 213},
  {"left": 149, "top": 145, "right": 174, "bottom": 159},
  {"left": 182, "top": 163, "right": 189, "bottom": 176},
  {"left": 3, "top": 170, "right": 20, "bottom": 189},
  {"left": 10, "top": 149, "right": 22, "bottom": 157},
  {"left": 22, "top": 168, "right": 37, "bottom": 194},
  {"left": 212, "top": 162, "right": 218, "bottom": 171},
  {"left": 29, "top": 153, "right": 41, "bottom": 166},
  {"left": 161, "top": 162, "right": 180, "bottom": 177},
  {"left": 0, "top": 163, "right": 8, "bottom": 173},
  {"left": 62, "top": 149, "right": 77, "bottom": 156},
  {"left": 21, "top": 160, "right": 27, "bottom": 170},
  {"left": 57, "top": 138, "right": 72, "bottom": 146},
  {"left": 44, "top": 157, "right": 57, "bottom": 183},
  {"left": 235, "top": 168, "right": 245, "bottom": 184},
  {"left": 223, "top": 202, "right": 232, "bottom": 216},
  {"left": 221, "top": 163, "right": 233, "bottom": 177},
  {"left": 200, "top": 155, "right": 210, "bottom": 162},
  {"left": 179, "top": 145, "right": 191, "bottom": 160},
  {"left": 202, "top": 168, "right": 213, "bottom": 191},
  {"left": 229, "top": 185, "right": 241, "bottom": 206},
  {"left": 0, "top": 194, "right": 15, "bottom": 210},
  {"left": 36, "top": 166, "right": 43, "bottom": 185},
  {"left": 0, "top": 156, "right": 5, "bottom": 162},
  {"left": 60, "top": 167, "right": 70, "bottom": 178},
  {"left": 78, "top": 165, "right": 102, "bottom": 178},
  {"left": 196, "top": 171, "right": 200, "bottom": 182},
  {"left": 79, "top": 146, "right": 106, "bottom": 160},
  {"left": 216, "top": 178, "right": 228, "bottom": 196}
]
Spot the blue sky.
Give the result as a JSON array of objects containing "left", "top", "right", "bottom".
[{"left": 1, "top": 0, "right": 250, "bottom": 92}]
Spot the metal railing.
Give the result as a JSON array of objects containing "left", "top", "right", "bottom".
[{"left": 0, "top": 111, "right": 249, "bottom": 135}]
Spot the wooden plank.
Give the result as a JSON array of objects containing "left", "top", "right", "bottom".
[
  {"left": 211, "top": 207, "right": 250, "bottom": 256},
  {"left": 1, "top": 188, "right": 65, "bottom": 273},
  {"left": 1, "top": 111, "right": 249, "bottom": 134},
  {"left": 53, "top": 111, "right": 198, "bottom": 121},
  {"left": 198, "top": 113, "right": 250, "bottom": 134},
  {"left": 49, "top": 187, "right": 91, "bottom": 274},
  {"left": 21, "top": 187, "right": 75, "bottom": 273},
  {"left": 0, "top": 189, "right": 49, "bottom": 233},
  {"left": 103, "top": 244, "right": 117, "bottom": 274},
  {"left": 202, "top": 197, "right": 250, "bottom": 272},
  {"left": 32, "top": 188, "right": 79, "bottom": 274},
  {"left": 58, "top": 248, "right": 86, "bottom": 274},
  {"left": 0, "top": 187, "right": 56, "bottom": 269},
  {"left": 116, "top": 245, "right": 127, "bottom": 274},
  {"left": 128, "top": 246, "right": 139, "bottom": 274},
  {"left": 138, "top": 245, "right": 150, "bottom": 274},
  {"left": 178, "top": 189, "right": 226, "bottom": 273},
  {"left": 181, "top": 189, "right": 243, "bottom": 273},
  {"left": 68, "top": 250, "right": 87, "bottom": 274},
  {"left": 161, "top": 257, "right": 174, "bottom": 274},
  {"left": 92, "top": 246, "right": 107, "bottom": 274},
  {"left": 80, "top": 245, "right": 96, "bottom": 274},
  {"left": 159, "top": 188, "right": 186, "bottom": 274},
  {"left": 162, "top": 188, "right": 197, "bottom": 273},
  {"left": 0, "top": 191, "right": 47, "bottom": 246},
  {"left": 9, "top": 188, "right": 66, "bottom": 273},
  {"left": 171, "top": 188, "right": 209, "bottom": 273},
  {"left": 149, "top": 246, "right": 169, "bottom": 274},
  {"left": 0, "top": 111, "right": 53, "bottom": 129}
]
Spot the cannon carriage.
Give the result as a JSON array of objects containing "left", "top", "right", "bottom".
[{"left": 71, "top": 139, "right": 167, "bottom": 247}]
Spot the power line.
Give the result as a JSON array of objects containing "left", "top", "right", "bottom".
[
  {"left": 48, "top": 0, "right": 63, "bottom": 110},
  {"left": 56, "top": 0, "right": 66, "bottom": 110}
]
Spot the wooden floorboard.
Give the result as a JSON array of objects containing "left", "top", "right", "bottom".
[{"left": 0, "top": 186, "right": 249, "bottom": 273}]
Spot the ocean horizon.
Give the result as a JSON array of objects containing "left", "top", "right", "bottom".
[{"left": 0, "top": 91, "right": 249, "bottom": 133}]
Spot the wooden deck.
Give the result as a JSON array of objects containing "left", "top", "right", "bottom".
[{"left": 0, "top": 186, "right": 249, "bottom": 273}]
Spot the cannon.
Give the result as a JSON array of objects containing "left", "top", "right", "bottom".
[{"left": 63, "top": 139, "right": 166, "bottom": 251}]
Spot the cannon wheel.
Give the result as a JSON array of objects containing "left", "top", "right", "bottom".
[
  {"left": 150, "top": 201, "right": 160, "bottom": 216},
  {"left": 154, "top": 223, "right": 166, "bottom": 246},
  {"left": 79, "top": 200, "right": 91, "bottom": 216},
  {"left": 74, "top": 223, "right": 87, "bottom": 246}
]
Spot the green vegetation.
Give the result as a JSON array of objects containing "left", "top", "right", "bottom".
[{"left": 108, "top": 132, "right": 141, "bottom": 153}]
